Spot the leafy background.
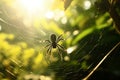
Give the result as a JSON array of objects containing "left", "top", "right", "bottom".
[{"left": 0, "top": 0, "right": 120, "bottom": 80}]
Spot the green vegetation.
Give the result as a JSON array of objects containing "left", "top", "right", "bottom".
[{"left": 0, "top": 0, "right": 120, "bottom": 80}]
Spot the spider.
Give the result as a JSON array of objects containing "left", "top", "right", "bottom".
[{"left": 45, "top": 34, "right": 64, "bottom": 60}]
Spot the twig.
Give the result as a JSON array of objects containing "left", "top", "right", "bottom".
[{"left": 82, "top": 42, "right": 120, "bottom": 80}]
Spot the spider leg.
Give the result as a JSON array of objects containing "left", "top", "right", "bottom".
[
  {"left": 57, "top": 44, "right": 65, "bottom": 51},
  {"left": 45, "top": 40, "right": 51, "bottom": 43},
  {"left": 57, "top": 34, "right": 62, "bottom": 39},
  {"left": 46, "top": 45, "right": 52, "bottom": 55},
  {"left": 46, "top": 45, "right": 53, "bottom": 60},
  {"left": 56, "top": 35, "right": 64, "bottom": 43},
  {"left": 57, "top": 45, "right": 64, "bottom": 61},
  {"left": 45, "top": 44, "right": 51, "bottom": 48}
]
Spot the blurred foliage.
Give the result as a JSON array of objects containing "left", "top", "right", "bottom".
[
  {"left": 0, "top": 0, "right": 120, "bottom": 80},
  {"left": 0, "top": 33, "right": 48, "bottom": 80}
]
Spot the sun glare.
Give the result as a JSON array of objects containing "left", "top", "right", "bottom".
[
  {"left": 15, "top": 0, "right": 64, "bottom": 18},
  {"left": 19, "top": 0, "right": 45, "bottom": 14},
  {"left": 10, "top": 0, "right": 64, "bottom": 26}
]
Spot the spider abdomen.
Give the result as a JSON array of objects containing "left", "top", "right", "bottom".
[{"left": 51, "top": 34, "right": 56, "bottom": 42}]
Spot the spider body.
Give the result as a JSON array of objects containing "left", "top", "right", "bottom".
[
  {"left": 45, "top": 34, "right": 64, "bottom": 60},
  {"left": 51, "top": 34, "right": 57, "bottom": 48}
]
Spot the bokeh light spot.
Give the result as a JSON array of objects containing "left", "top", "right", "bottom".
[
  {"left": 84, "top": 0, "right": 91, "bottom": 10},
  {"left": 45, "top": 11, "right": 54, "bottom": 19},
  {"left": 67, "top": 46, "right": 77, "bottom": 54},
  {"left": 61, "top": 16, "right": 67, "bottom": 24}
]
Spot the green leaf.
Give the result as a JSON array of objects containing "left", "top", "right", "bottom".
[{"left": 64, "top": 0, "right": 73, "bottom": 10}]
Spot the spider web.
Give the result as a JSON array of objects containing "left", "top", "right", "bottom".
[
  {"left": 1, "top": 5, "right": 120, "bottom": 80},
  {"left": 0, "top": 12, "right": 69, "bottom": 79},
  {"left": 46, "top": 29, "right": 120, "bottom": 80},
  {"left": 1, "top": 17, "right": 120, "bottom": 80}
]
